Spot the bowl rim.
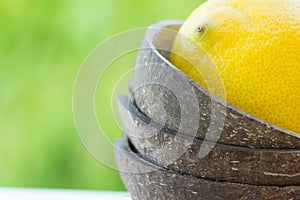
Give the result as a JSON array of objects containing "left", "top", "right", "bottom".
[
  {"left": 119, "top": 94, "right": 300, "bottom": 153},
  {"left": 116, "top": 135, "right": 300, "bottom": 190}
]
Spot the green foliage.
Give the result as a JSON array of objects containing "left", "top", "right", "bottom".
[{"left": 0, "top": 0, "right": 204, "bottom": 190}]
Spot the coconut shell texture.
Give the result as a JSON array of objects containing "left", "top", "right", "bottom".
[
  {"left": 132, "top": 20, "right": 300, "bottom": 149},
  {"left": 115, "top": 136, "right": 300, "bottom": 200},
  {"left": 118, "top": 95, "right": 300, "bottom": 186}
]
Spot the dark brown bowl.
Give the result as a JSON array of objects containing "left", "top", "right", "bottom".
[
  {"left": 114, "top": 136, "right": 300, "bottom": 200},
  {"left": 131, "top": 20, "right": 300, "bottom": 149},
  {"left": 117, "top": 95, "right": 300, "bottom": 186}
]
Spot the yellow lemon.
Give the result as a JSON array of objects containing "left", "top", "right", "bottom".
[{"left": 170, "top": 0, "right": 300, "bottom": 134}]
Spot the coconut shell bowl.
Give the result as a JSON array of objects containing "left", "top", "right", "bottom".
[{"left": 115, "top": 20, "right": 300, "bottom": 200}]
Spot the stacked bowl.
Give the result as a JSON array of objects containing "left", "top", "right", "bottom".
[{"left": 115, "top": 21, "right": 300, "bottom": 200}]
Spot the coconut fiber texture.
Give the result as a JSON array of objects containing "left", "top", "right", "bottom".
[
  {"left": 117, "top": 95, "right": 300, "bottom": 186},
  {"left": 114, "top": 136, "right": 300, "bottom": 200}
]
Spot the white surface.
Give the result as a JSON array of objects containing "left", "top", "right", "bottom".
[{"left": 0, "top": 188, "right": 131, "bottom": 200}]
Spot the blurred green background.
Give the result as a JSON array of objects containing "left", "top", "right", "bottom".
[{"left": 0, "top": 0, "right": 204, "bottom": 190}]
